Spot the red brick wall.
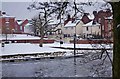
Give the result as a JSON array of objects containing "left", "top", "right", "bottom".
[
  {"left": 1, "top": 17, "right": 15, "bottom": 34},
  {"left": 70, "top": 39, "right": 113, "bottom": 44},
  {"left": 2, "top": 39, "right": 55, "bottom": 44},
  {"left": 15, "top": 21, "right": 20, "bottom": 32}
]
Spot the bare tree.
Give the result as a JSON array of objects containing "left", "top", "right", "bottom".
[
  {"left": 27, "top": 0, "right": 117, "bottom": 78},
  {"left": 28, "top": 2, "right": 70, "bottom": 47}
]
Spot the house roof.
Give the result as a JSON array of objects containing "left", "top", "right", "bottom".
[
  {"left": 105, "top": 15, "right": 113, "bottom": 20},
  {"left": 17, "top": 19, "right": 29, "bottom": 26},
  {"left": 64, "top": 20, "right": 80, "bottom": 28},
  {"left": 88, "top": 14, "right": 95, "bottom": 20},
  {"left": 49, "top": 19, "right": 64, "bottom": 25},
  {"left": 17, "top": 21, "right": 24, "bottom": 25},
  {"left": 0, "top": 14, "right": 15, "bottom": 18},
  {"left": 82, "top": 21, "right": 100, "bottom": 27},
  {"left": 24, "top": 23, "right": 32, "bottom": 27}
]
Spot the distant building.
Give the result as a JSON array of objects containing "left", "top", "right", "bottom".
[
  {"left": 63, "top": 19, "right": 83, "bottom": 37},
  {"left": 24, "top": 21, "right": 35, "bottom": 34},
  {"left": 47, "top": 19, "right": 63, "bottom": 35},
  {"left": 82, "top": 21, "right": 101, "bottom": 38},
  {"left": 63, "top": 9, "right": 113, "bottom": 39},
  {"left": 16, "top": 19, "right": 30, "bottom": 33},
  {"left": 0, "top": 11, "right": 16, "bottom": 34},
  {"left": 93, "top": 9, "right": 113, "bottom": 39},
  {"left": 0, "top": 11, "right": 32, "bottom": 34}
]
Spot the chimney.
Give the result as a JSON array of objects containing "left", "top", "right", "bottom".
[
  {"left": 67, "top": 14, "right": 71, "bottom": 20},
  {"left": 2, "top": 12, "right": 6, "bottom": 15},
  {"left": 93, "top": 11, "right": 97, "bottom": 16},
  {"left": 93, "top": 11, "right": 98, "bottom": 23}
]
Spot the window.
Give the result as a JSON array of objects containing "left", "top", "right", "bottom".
[
  {"left": 65, "top": 27, "right": 68, "bottom": 30},
  {"left": 86, "top": 27, "right": 88, "bottom": 31},
  {"left": 5, "top": 18, "right": 9, "bottom": 22},
  {"left": 20, "top": 26, "right": 22, "bottom": 30},
  {"left": 71, "top": 27, "right": 73, "bottom": 29},
  {"left": 108, "top": 20, "right": 111, "bottom": 24},
  {"left": 5, "top": 22, "right": 9, "bottom": 27}
]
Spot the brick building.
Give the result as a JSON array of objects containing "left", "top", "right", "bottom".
[
  {"left": 17, "top": 19, "right": 29, "bottom": 33},
  {"left": 93, "top": 9, "right": 113, "bottom": 39},
  {"left": 0, "top": 11, "right": 16, "bottom": 34},
  {"left": 0, "top": 11, "right": 30, "bottom": 34},
  {"left": 63, "top": 9, "right": 113, "bottom": 39}
]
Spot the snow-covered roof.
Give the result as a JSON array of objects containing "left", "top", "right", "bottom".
[
  {"left": 82, "top": 21, "right": 100, "bottom": 27},
  {"left": 49, "top": 19, "right": 64, "bottom": 25},
  {"left": 0, "top": 14, "right": 15, "bottom": 18},
  {"left": 24, "top": 23, "right": 32, "bottom": 27},
  {"left": 105, "top": 15, "right": 113, "bottom": 20},
  {"left": 49, "top": 20, "right": 58, "bottom": 25},
  {"left": 88, "top": 14, "right": 95, "bottom": 20},
  {"left": 17, "top": 21, "right": 23, "bottom": 25},
  {"left": 64, "top": 20, "right": 80, "bottom": 28}
]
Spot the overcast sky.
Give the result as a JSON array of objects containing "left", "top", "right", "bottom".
[
  {"left": 1, "top": 0, "right": 112, "bottom": 20},
  {"left": 1, "top": 0, "right": 120, "bottom": 2},
  {"left": 2, "top": 2, "right": 40, "bottom": 20}
]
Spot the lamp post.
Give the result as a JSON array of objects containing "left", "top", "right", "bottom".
[
  {"left": 74, "top": 33, "right": 76, "bottom": 57},
  {"left": 73, "top": 20, "right": 77, "bottom": 77}
]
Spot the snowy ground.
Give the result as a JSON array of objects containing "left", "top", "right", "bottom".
[
  {"left": 0, "top": 42, "right": 113, "bottom": 56},
  {"left": 0, "top": 43, "right": 70, "bottom": 56},
  {"left": 1, "top": 34, "right": 113, "bottom": 77},
  {"left": 0, "top": 34, "right": 42, "bottom": 40}
]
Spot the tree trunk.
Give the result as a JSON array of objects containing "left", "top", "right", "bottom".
[
  {"left": 39, "top": 35, "right": 43, "bottom": 47},
  {"left": 39, "top": 27, "right": 44, "bottom": 47},
  {"left": 110, "top": 2, "right": 120, "bottom": 79}
]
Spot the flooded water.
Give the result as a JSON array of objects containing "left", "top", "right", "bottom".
[{"left": 2, "top": 57, "right": 112, "bottom": 77}]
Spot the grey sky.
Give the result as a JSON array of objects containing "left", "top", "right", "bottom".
[
  {"left": 2, "top": 2, "right": 39, "bottom": 20},
  {"left": 1, "top": 0, "right": 120, "bottom": 2}
]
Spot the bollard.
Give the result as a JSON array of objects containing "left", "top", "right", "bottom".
[
  {"left": 60, "top": 41, "right": 63, "bottom": 47},
  {"left": 2, "top": 42, "right": 5, "bottom": 47}
]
